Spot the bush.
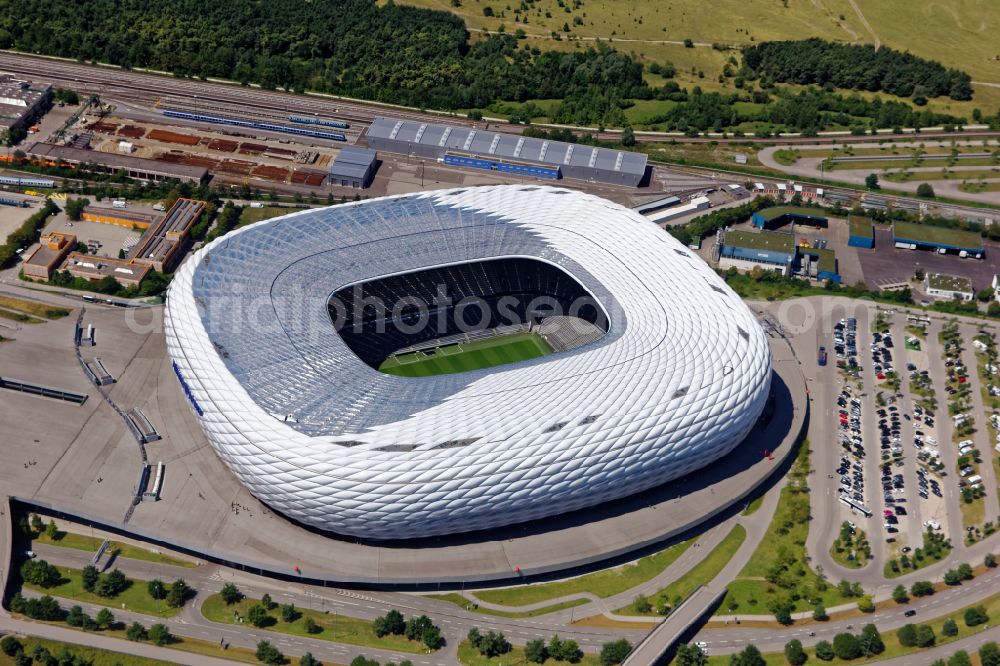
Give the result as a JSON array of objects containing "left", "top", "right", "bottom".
[
  {"left": 730, "top": 645, "right": 765, "bottom": 666},
  {"left": 1, "top": 636, "right": 23, "bottom": 657},
  {"left": 942, "top": 618, "right": 958, "bottom": 636},
  {"left": 81, "top": 564, "right": 99, "bottom": 592},
  {"left": 600, "top": 639, "right": 632, "bottom": 666},
  {"left": 897, "top": 624, "right": 918, "bottom": 647},
  {"left": 815, "top": 641, "right": 834, "bottom": 661},
  {"left": 247, "top": 604, "right": 270, "bottom": 627},
  {"left": 916, "top": 624, "right": 936, "bottom": 648},
  {"left": 20, "top": 559, "right": 61, "bottom": 588},
  {"left": 980, "top": 642, "right": 1000, "bottom": 666},
  {"left": 95, "top": 569, "right": 128, "bottom": 598},
  {"left": 812, "top": 603, "right": 828, "bottom": 621},
  {"left": 166, "top": 579, "right": 190, "bottom": 607},
  {"left": 785, "top": 639, "right": 807, "bottom": 666},
  {"left": 911, "top": 581, "right": 934, "bottom": 597},
  {"left": 149, "top": 623, "right": 172, "bottom": 646},
  {"left": 860, "top": 624, "right": 884, "bottom": 655},
  {"left": 126, "top": 622, "right": 148, "bottom": 641},
  {"left": 857, "top": 595, "right": 875, "bottom": 613},
  {"left": 965, "top": 606, "right": 989, "bottom": 627},
  {"left": 470, "top": 629, "right": 510, "bottom": 658},
  {"left": 221, "top": 583, "right": 242, "bottom": 604},
  {"left": 280, "top": 603, "right": 299, "bottom": 623},
  {"left": 548, "top": 636, "right": 582, "bottom": 663},
  {"left": 304, "top": 616, "right": 320, "bottom": 634},
  {"left": 892, "top": 585, "right": 909, "bottom": 604},
  {"left": 148, "top": 579, "right": 167, "bottom": 600},
  {"left": 255, "top": 640, "right": 284, "bottom": 665},
  {"left": 95, "top": 607, "right": 115, "bottom": 629},
  {"left": 949, "top": 651, "right": 972, "bottom": 666},
  {"left": 917, "top": 183, "right": 936, "bottom": 198},
  {"left": 525, "top": 638, "right": 547, "bottom": 663},
  {"left": 300, "top": 654, "right": 321, "bottom": 666},
  {"left": 833, "top": 633, "right": 861, "bottom": 660},
  {"left": 774, "top": 606, "right": 793, "bottom": 625}
]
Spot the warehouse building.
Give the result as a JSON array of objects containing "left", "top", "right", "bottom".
[
  {"left": 719, "top": 230, "right": 795, "bottom": 276},
  {"left": 0, "top": 75, "right": 52, "bottom": 132},
  {"left": 366, "top": 117, "right": 647, "bottom": 187},
  {"left": 848, "top": 217, "right": 874, "bottom": 249},
  {"left": 892, "top": 220, "right": 984, "bottom": 258},
  {"left": 750, "top": 206, "right": 827, "bottom": 229},
  {"left": 27, "top": 143, "right": 208, "bottom": 184},
  {"left": 329, "top": 146, "right": 377, "bottom": 188},
  {"left": 128, "top": 198, "right": 205, "bottom": 273},
  {"left": 82, "top": 207, "right": 159, "bottom": 230},
  {"left": 797, "top": 246, "right": 840, "bottom": 284},
  {"left": 63, "top": 254, "right": 150, "bottom": 288}
]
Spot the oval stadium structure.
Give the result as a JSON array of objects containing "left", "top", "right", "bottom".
[{"left": 164, "top": 185, "right": 772, "bottom": 540}]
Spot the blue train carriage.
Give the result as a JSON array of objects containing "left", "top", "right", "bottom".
[
  {"left": 288, "top": 115, "right": 350, "bottom": 129},
  {"left": 443, "top": 151, "right": 560, "bottom": 180},
  {"left": 163, "top": 110, "right": 346, "bottom": 141}
]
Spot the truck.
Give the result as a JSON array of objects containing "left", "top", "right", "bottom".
[
  {"left": 152, "top": 202, "right": 166, "bottom": 211},
  {"left": 112, "top": 199, "right": 127, "bottom": 209}
]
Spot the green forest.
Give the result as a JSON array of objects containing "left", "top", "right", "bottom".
[{"left": 742, "top": 39, "right": 973, "bottom": 102}]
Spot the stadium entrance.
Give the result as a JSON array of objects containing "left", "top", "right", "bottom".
[{"left": 329, "top": 257, "right": 608, "bottom": 376}]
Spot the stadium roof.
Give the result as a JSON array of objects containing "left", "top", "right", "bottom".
[
  {"left": 164, "top": 186, "right": 770, "bottom": 539},
  {"left": 724, "top": 230, "right": 796, "bottom": 254},
  {"left": 893, "top": 221, "right": 983, "bottom": 251},
  {"left": 367, "top": 117, "right": 647, "bottom": 178}
]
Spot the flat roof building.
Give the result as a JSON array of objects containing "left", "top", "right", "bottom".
[
  {"left": 925, "top": 273, "right": 974, "bottom": 301},
  {"left": 848, "top": 217, "right": 874, "bottom": 249},
  {"left": 892, "top": 220, "right": 984, "bottom": 257},
  {"left": 0, "top": 75, "right": 52, "bottom": 132},
  {"left": 23, "top": 231, "right": 76, "bottom": 280},
  {"left": 366, "top": 117, "right": 647, "bottom": 187},
  {"left": 329, "top": 146, "right": 376, "bottom": 189},
  {"left": 27, "top": 143, "right": 208, "bottom": 184},
  {"left": 63, "top": 253, "right": 150, "bottom": 288},
  {"left": 82, "top": 207, "right": 159, "bottom": 230},
  {"left": 751, "top": 206, "right": 827, "bottom": 229},
  {"left": 129, "top": 198, "right": 204, "bottom": 273},
  {"left": 720, "top": 230, "right": 795, "bottom": 276}
]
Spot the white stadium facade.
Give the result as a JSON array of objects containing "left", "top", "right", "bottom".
[{"left": 164, "top": 185, "right": 772, "bottom": 540}]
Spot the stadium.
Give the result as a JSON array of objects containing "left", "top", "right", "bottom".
[{"left": 164, "top": 185, "right": 772, "bottom": 540}]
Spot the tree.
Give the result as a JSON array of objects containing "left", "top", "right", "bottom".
[
  {"left": 942, "top": 618, "right": 958, "bottom": 636},
  {"left": 774, "top": 606, "right": 793, "bottom": 625},
  {"left": 383, "top": 609, "right": 405, "bottom": 635},
  {"left": 81, "top": 565, "right": 99, "bottom": 592},
  {"left": 471, "top": 629, "right": 510, "bottom": 657},
  {"left": 892, "top": 585, "right": 909, "bottom": 604},
  {"left": 44, "top": 519, "right": 58, "bottom": 539},
  {"left": 30, "top": 514, "right": 43, "bottom": 532},
  {"left": 731, "top": 645, "right": 766, "bottom": 666},
  {"left": 621, "top": 126, "right": 636, "bottom": 147},
  {"left": 812, "top": 603, "right": 828, "bottom": 621},
  {"left": 676, "top": 643, "right": 708, "bottom": 666},
  {"left": 815, "top": 641, "right": 834, "bottom": 661},
  {"left": 147, "top": 579, "right": 167, "bottom": 600},
  {"left": 0, "top": 636, "right": 22, "bottom": 658},
  {"left": 300, "top": 653, "right": 322, "bottom": 666},
  {"left": 986, "top": 554, "right": 997, "bottom": 568},
  {"left": 860, "top": 624, "right": 884, "bottom": 655},
  {"left": 916, "top": 183, "right": 935, "bottom": 198},
  {"left": 601, "top": 639, "right": 632, "bottom": 666},
  {"left": 247, "top": 604, "right": 270, "bottom": 627},
  {"left": 949, "top": 651, "right": 972, "bottom": 666},
  {"left": 95, "top": 608, "right": 115, "bottom": 630},
  {"left": 525, "top": 638, "right": 547, "bottom": 663},
  {"left": 221, "top": 583, "right": 241, "bottom": 604},
  {"left": 149, "top": 623, "right": 172, "bottom": 646},
  {"left": 350, "top": 658, "right": 378, "bottom": 666},
  {"left": 944, "top": 569, "right": 962, "bottom": 585},
  {"left": 280, "top": 603, "right": 299, "bottom": 623},
  {"left": 64, "top": 198, "right": 90, "bottom": 222},
  {"left": 126, "top": 621, "right": 148, "bottom": 641},
  {"left": 551, "top": 637, "right": 581, "bottom": 663},
  {"left": 833, "top": 633, "right": 861, "bottom": 660},
  {"left": 980, "top": 642, "right": 1000, "bottom": 666},
  {"left": 910, "top": 581, "right": 934, "bottom": 597},
  {"left": 166, "top": 579, "right": 189, "bottom": 607},
  {"left": 421, "top": 624, "right": 443, "bottom": 650},
  {"left": 958, "top": 563, "right": 973, "bottom": 580},
  {"left": 897, "top": 624, "right": 918, "bottom": 647},
  {"left": 865, "top": 173, "right": 880, "bottom": 189},
  {"left": 255, "top": 640, "right": 284, "bottom": 665},
  {"left": 20, "top": 559, "right": 61, "bottom": 588},
  {"left": 916, "top": 624, "right": 936, "bottom": 648},
  {"left": 261, "top": 593, "right": 273, "bottom": 609},
  {"left": 66, "top": 604, "right": 89, "bottom": 628},
  {"left": 785, "top": 639, "right": 807, "bottom": 666},
  {"left": 857, "top": 595, "right": 875, "bottom": 613},
  {"left": 404, "top": 615, "right": 434, "bottom": 642},
  {"left": 96, "top": 569, "right": 128, "bottom": 597},
  {"left": 965, "top": 605, "right": 989, "bottom": 626},
  {"left": 22, "top": 594, "right": 61, "bottom": 621}
]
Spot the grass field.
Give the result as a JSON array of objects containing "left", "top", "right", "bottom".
[
  {"left": 425, "top": 593, "right": 588, "bottom": 618},
  {"left": 0, "top": 295, "right": 70, "bottom": 319},
  {"left": 471, "top": 537, "right": 694, "bottom": 607},
  {"left": 201, "top": 593, "right": 429, "bottom": 653},
  {"left": 379, "top": 331, "right": 552, "bottom": 377},
  {"left": 34, "top": 530, "right": 198, "bottom": 569},
  {"left": 236, "top": 205, "right": 295, "bottom": 227},
  {"left": 22, "top": 566, "right": 181, "bottom": 618},
  {"left": 616, "top": 525, "right": 746, "bottom": 615},
  {"left": 0, "top": 637, "right": 176, "bottom": 666},
  {"left": 0, "top": 308, "right": 42, "bottom": 324},
  {"left": 390, "top": 0, "right": 1000, "bottom": 122}
]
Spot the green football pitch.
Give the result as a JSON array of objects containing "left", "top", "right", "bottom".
[{"left": 378, "top": 332, "right": 553, "bottom": 377}]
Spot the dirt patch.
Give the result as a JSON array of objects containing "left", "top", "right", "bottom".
[
  {"left": 239, "top": 143, "right": 267, "bottom": 155},
  {"left": 217, "top": 160, "right": 255, "bottom": 176},
  {"left": 148, "top": 129, "right": 200, "bottom": 146},
  {"left": 252, "top": 165, "right": 290, "bottom": 182},
  {"left": 117, "top": 126, "right": 146, "bottom": 139},
  {"left": 87, "top": 121, "right": 119, "bottom": 134},
  {"left": 291, "top": 170, "right": 327, "bottom": 186},
  {"left": 208, "top": 138, "right": 239, "bottom": 152}
]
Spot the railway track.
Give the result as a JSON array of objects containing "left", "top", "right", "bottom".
[{"left": 5, "top": 51, "right": 1000, "bottom": 148}]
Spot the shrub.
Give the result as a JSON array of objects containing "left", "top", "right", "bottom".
[
  {"left": 600, "top": 639, "right": 632, "bottom": 666},
  {"left": 916, "top": 624, "right": 936, "bottom": 648},
  {"left": 149, "top": 623, "right": 172, "bottom": 646},
  {"left": 247, "top": 604, "right": 270, "bottom": 627},
  {"left": 897, "top": 624, "right": 918, "bottom": 647},
  {"left": 965, "top": 606, "right": 989, "bottom": 627},
  {"left": 942, "top": 618, "right": 958, "bottom": 636},
  {"left": 833, "top": 633, "right": 861, "bottom": 660},
  {"left": 20, "top": 559, "right": 61, "bottom": 588},
  {"left": 815, "top": 641, "right": 834, "bottom": 661},
  {"left": 785, "top": 639, "right": 807, "bottom": 666},
  {"left": 221, "top": 583, "right": 242, "bottom": 604},
  {"left": 126, "top": 622, "right": 147, "bottom": 641},
  {"left": 255, "top": 640, "right": 284, "bottom": 665}
]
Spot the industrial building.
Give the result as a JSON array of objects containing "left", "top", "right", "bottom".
[
  {"left": 128, "top": 198, "right": 204, "bottom": 273},
  {"left": 26, "top": 143, "right": 208, "bottom": 184},
  {"left": 0, "top": 75, "right": 52, "bottom": 132},
  {"left": 82, "top": 207, "right": 159, "bottom": 230},
  {"left": 797, "top": 246, "right": 840, "bottom": 284},
  {"left": 924, "top": 273, "right": 974, "bottom": 301},
  {"left": 22, "top": 232, "right": 77, "bottom": 281},
  {"left": 892, "top": 220, "right": 984, "bottom": 258},
  {"left": 63, "top": 254, "right": 150, "bottom": 288},
  {"left": 329, "top": 146, "right": 377, "bottom": 188},
  {"left": 646, "top": 196, "right": 710, "bottom": 223},
  {"left": 366, "top": 117, "right": 647, "bottom": 187},
  {"left": 750, "top": 206, "right": 827, "bottom": 229},
  {"left": 848, "top": 217, "right": 875, "bottom": 249},
  {"left": 719, "top": 230, "right": 796, "bottom": 275}
]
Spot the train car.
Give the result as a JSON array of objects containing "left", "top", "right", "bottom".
[
  {"left": 0, "top": 175, "right": 56, "bottom": 188},
  {"left": 443, "top": 152, "right": 560, "bottom": 180},
  {"left": 288, "top": 115, "right": 350, "bottom": 130},
  {"left": 163, "top": 110, "right": 346, "bottom": 142}
]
